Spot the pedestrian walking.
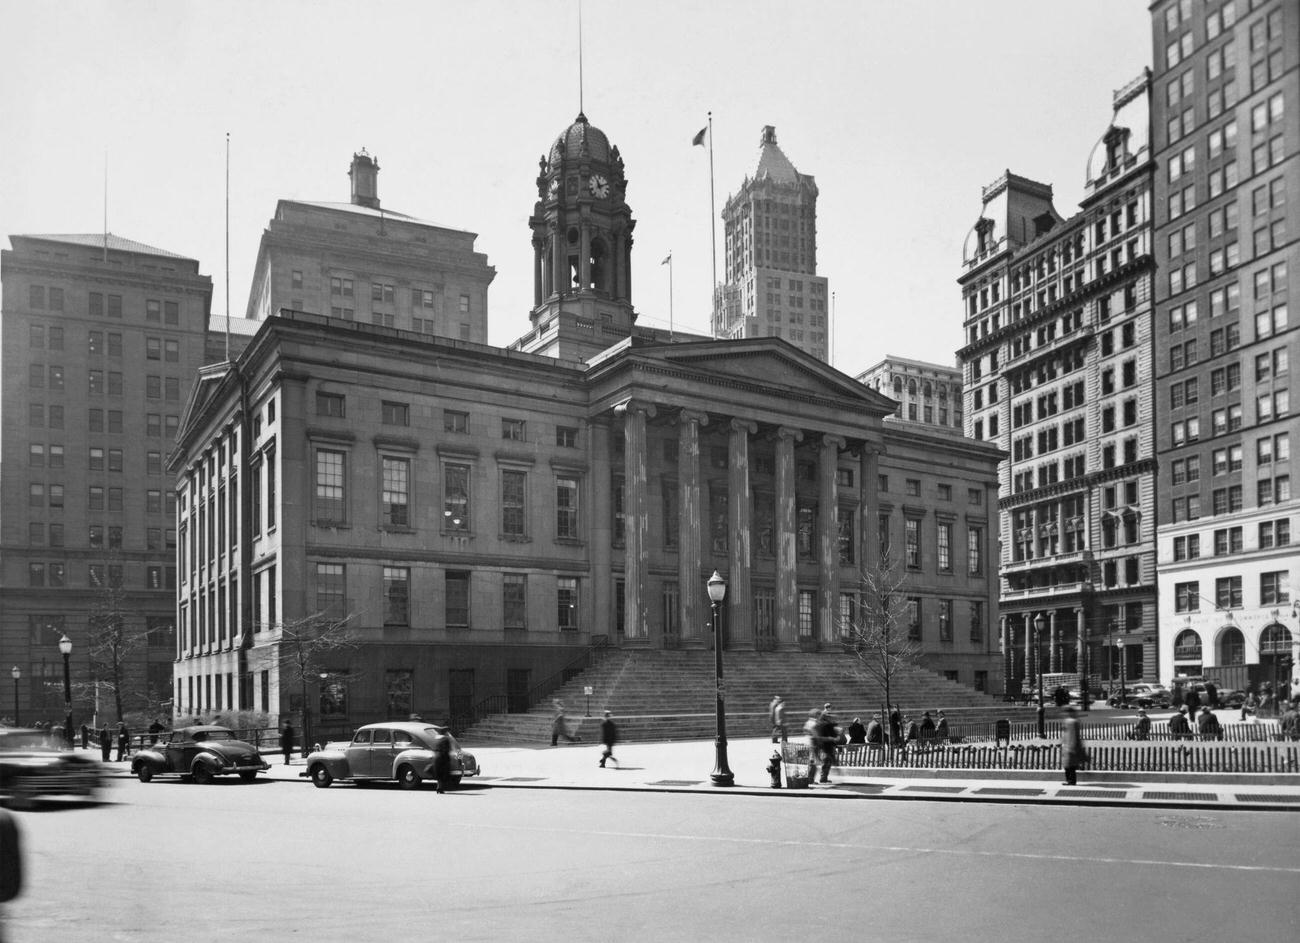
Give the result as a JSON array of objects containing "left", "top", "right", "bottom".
[
  {"left": 919, "top": 711, "right": 936, "bottom": 742},
  {"left": 431, "top": 728, "right": 452, "bottom": 793},
  {"left": 1130, "top": 709, "right": 1151, "bottom": 740},
  {"left": 1259, "top": 685, "right": 1274, "bottom": 718},
  {"left": 79, "top": 724, "right": 89, "bottom": 750},
  {"left": 1242, "top": 691, "right": 1259, "bottom": 721},
  {"left": 598, "top": 711, "right": 619, "bottom": 768},
  {"left": 280, "top": 723, "right": 296, "bottom": 765},
  {"left": 148, "top": 719, "right": 165, "bottom": 745},
  {"left": 1280, "top": 701, "right": 1300, "bottom": 740},
  {"left": 865, "top": 713, "right": 884, "bottom": 744},
  {"left": 769, "top": 695, "right": 787, "bottom": 743},
  {"left": 1060, "top": 705, "right": 1088, "bottom": 786},
  {"left": 1196, "top": 705, "right": 1223, "bottom": 740},
  {"left": 115, "top": 722, "right": 130, "bottom": 762},
  {"left": 888, "top": 708, "right": 902, "bottom": 745},
  {"left": 935, "top": 710, "right": 950, "bottom": 742},
  {"left": 902, "top": 714, "right": 919, "bottom": 744},
  {"left": 550, "top": 699, "right": 580, "bottom": 746},
  {"left": 846, "top": 717, "right": 867, "bottom": 744},
  {"left": 1185, "top": 686, "right": 1201, "bottom": 715},
  {"left": 98, "top": 725, "right": 111, "bottom": 762},
  {"left": 1168, "top": 705, "right": 1193, "bottom": 740},
  {"left": 807, "top": 709, "right": 837, "bottom": 784}
]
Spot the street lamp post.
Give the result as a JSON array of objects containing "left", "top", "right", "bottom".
[
  {"left": 58, "top": 635, "right": 73, "bottom": 750},
  {"left": 10, "top": 666, "right": 19, "bottom": 726},
  {"left": 707, "top": 570, "right": 733, "bottom": 787},
  {"left": 1033, "top": 613, "right": 1046, "bottom": 739}
]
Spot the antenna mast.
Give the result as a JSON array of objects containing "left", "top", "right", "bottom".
[
  {"left": 225, "top": 132, "right": 231, "bottom": 362},
  {"left": 577, "top": 0, "right": 584, "bottom": 113}
]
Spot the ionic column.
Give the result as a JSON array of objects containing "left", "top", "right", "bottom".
[
  {"left": 774, "top": 426, "right": 803, "bottom": 642},
  {"left": 859, "top": 444, "right": 882, "bottom": 573},
  {"left": 591, "top": 421, "right": 613, "bottom": 640},
  {"left": 728, "top": 419, "right": 757, "bottom": 648},
  {"left": 1049, "top": 610, "right": 1059, "bottom": 674},
  {"left": 677, "top": 409, "right": 708, "bottom": 640},
  {"left": 818, "top": 434, "right": 846, "bottom": 643},
  {"left": 618, "top": 400, "right": 656, "bottom": 640}
]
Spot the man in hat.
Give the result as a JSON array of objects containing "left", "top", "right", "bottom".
[
  {"left": 598, "top": 711, "right": 619, "bottom": 768},
  {"left": 1197, "top": 705, "right": 1223, "bottom": 740},
  {"left": 1131, "top": 709, "right": 1151, "bottom": 740},
  {"left": 1168, "top": 705, "right": 1193, "bottom": 740}
]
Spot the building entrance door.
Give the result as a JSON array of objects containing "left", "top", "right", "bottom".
[{"left": 507, "top": 669, "right": 530, "bottom": 713}]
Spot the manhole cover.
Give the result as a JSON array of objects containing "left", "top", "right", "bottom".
[
  {"left": 1145, "top": 792, "right": 1217, "bottom": 803},
  {"left": 647, "top": 779, "right": 703, "bottom": 786},
  {"left": 1156, "top": 815, "right": 1224, "bottom": 829}
]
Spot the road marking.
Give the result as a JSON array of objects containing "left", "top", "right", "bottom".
[{"left": 463, "top": 821, "right": 1300, "bottom": 875}]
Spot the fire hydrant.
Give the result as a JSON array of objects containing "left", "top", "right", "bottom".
[{"left": 766, "top": 750, "right": 783, "bottom": 789}]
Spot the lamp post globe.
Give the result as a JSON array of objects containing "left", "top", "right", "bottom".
[
  {"left": 707, "top": 570, "right": 733, "bottom": 787},
  {"left": 58, "top": 634, "right": 73, "bottom": 750},
  {"left": 1033, "top": 614, "right": 1046, "bottom": 739},
  {"left": 10, "top": 666, "right": 19, "bottom": 727}
]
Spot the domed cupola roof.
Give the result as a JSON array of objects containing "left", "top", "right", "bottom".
[{"left": 548, "top": 112, "right": 612, "bottom": 165}]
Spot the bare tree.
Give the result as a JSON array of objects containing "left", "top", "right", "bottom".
[
  {"left": 273, "top": 610, "right": 359, "bottom": 746},
  {"left": 85, "top": 556, "right": 153, "bottom": 723},
  {"left": 839, "top": 551, "right": 923, "bottom": 727}
]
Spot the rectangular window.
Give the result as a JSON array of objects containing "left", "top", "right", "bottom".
[
  {"left": 381, "top": 401, "right": 409, "bottom": 426},
  {"left": 937, "top": 522, "right": 952, "bottom": 572},
  {"left": 382, "top": 456, "right": 410, "bottom": 527},
  {"left": 558, "top": 577, "right": 579, "bottom": 630},
  {"left": 503, "top": 574, "right": 527, "bottom": 629},
  {"left": 969, "top": 601, "right": 984, "bottom": 643},
  {"left": 905, "top": 518, "right": 921, "bottom": 568},
  {"left": 556, "top": 476, "right": 579, "bottom": 539},
  {"left": 556, "top": 426, "right": 578, "bottom": 448},
  {"left": 1174, "top": 581, "right": 1199, "bottom": 613},
  {"left": 1215, "top": 576, "right": 1243, "bottom": 610},
  {"left": 316, "top": 392, "right": 345, "bottom": 417},
  {"left": 968, "top": 527, "right": 983, "bottom": 575},
  {"left": 443, "top": 463, "right": 470, "bottom": 531},
  {"left": 446, "top": 571, "right": 470, "bottom": 627},
  {"left": 444, "top": 410, "right": 469, "bottom": 434},
  {"left": 501, "top": 418, "right": 526, "bottom": 441},
  {"left": 315, "top": 449, "right": 346, "bottom": 523},
  {"left": 383, "top": 567, "right": 410, "bottom": 626},
  {"left": 938, "top": 599, "right": 952, "bottom": 642},
  {"left": 501, "top": 469, "right": 527, "bottom": 536},
  {"left": 906, "top": 597, "right": 921, "bottom": 641},
  {"left": 1260, "top": 571, "right": 1290, "bottom": 606}
]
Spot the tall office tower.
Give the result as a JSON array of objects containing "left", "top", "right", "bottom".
[
  {"left": 958, "top": 73, "right": 1157, "bottom": 697},
  {"left": 1, "top": 234, "right": 212, "bottom": 723},
  {"left": 1151, "top": 0, "right": 1298, "bottom": 696},
  {"left": 245, "top": 150, "right": 496, "bottom": 344},
  {"left": 715, "top": 126, "right": 830, "bottom": 362},
  {"left": 857, "top": 356, "right": 964, "bottom": 433}
]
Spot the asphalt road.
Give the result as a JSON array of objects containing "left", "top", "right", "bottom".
[{"left": 4, "top": 775, "right": 1297, "bottom": 942}]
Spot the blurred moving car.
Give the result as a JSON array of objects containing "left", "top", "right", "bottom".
[
  {"left": 0, "top": 726, "right": 104, "bottom": 808},
  {"left": 304, "top": 722, "right": 479, "bottom": 790},
  {"left": 131, "top": 725, "right": 270, "bottom": 784}
]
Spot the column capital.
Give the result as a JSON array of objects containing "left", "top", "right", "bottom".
[
  {"left": 819, "top": 433, "right": 847, "bottom": 451},
  {"left": 729, "top": 418, "right": 757, "bottom": 436},
  {"left": 614, "top": 399, "right": 658, "bottom": 420},
  {"left": 677, "top": 408, "right": 709, "bottom": 427},
  {"left": 773, "top": 426, "right": 804, "bottom": 444}
]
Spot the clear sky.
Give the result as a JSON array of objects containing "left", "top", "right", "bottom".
[{"left": 0, "top": 0, "right": 1152, "bottom": 374}]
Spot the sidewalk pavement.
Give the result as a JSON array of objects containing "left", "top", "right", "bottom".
[{"left": 204, "top": 735, "right": 1300, "bottom": 812}]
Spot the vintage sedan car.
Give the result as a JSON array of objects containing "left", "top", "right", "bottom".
[
  {"left": 0, "top": 727, "right": 104, "bottom": 808},
  {"left": 131, "top": 725, "right": 270, "bottom": 784},
  {"left": 303, "top": 722, "right": 479, "bottom": 790},
  {"left": 1108, "top": 683, "right": 1172, "bottom": 709}
]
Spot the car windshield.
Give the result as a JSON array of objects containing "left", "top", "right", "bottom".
[{"left": 191, "top": 729, "right": 236, "bottom": 742}]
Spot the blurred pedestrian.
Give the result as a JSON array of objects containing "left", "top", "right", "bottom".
[
  {"left": 903, "top": 714, "right": 919, "bottom": 744},
  {"left": 0, "top": 808, "right": 22, "bottom": 906},
  {"left": 846, "top": 717, "right": 867, "bottom": 744},
  {"left": 888, "top": 708, "right": 902, "bottom": 745},
  {"left": 432, "top": 728, "right": 453, "bottom": 793},
  {"left": 935, "top": 710, "right": 950, "bottom": 742},
  {"left": 769, "top": 695, "right": 787, "bottom": 743},
  {"left": 1196, "top": 706, "right": 1222, "bottom": 740},
  {"left": 1185, "top": 686, "right": 1201, "bottom": 715},
  {"left": 280, "top": 723, "right": 296, "bottom": 765},
  {"left": 148, "top": 719, "right": 165, "bottom": 745},
  {"left": 808, "top": 709, "right": 837, "bottom": 784},
  {"left": 115, "top": 721, "right": 130, "bottom": 761},
  {"left": 919, "top": 711, "right": 936, "bottom": 742},
  {"left": 550, "top": 699, "right": 579, "bottom": 746},
  {"left": 79, "top": 724, "right": 89, "bottom": 750},
  {"left": 1060, "top": 705, "right": 1088, "bottom": 786},
  {"left": 1204, "top": 682, "right": 1219, "bottom": 709},
  {"left": 1280, "top": 700, "right": 1300, "bottom": 740},
  {"left": 1259, "top": 684, "right": 1274, "bottom": 718},
  {"left": 1168, "top": 705, "right": 1193, "bottom": 740},
  {"left": 98, "top": 725, "right": 111, "bottom": 762},
  {"left": 1242, "top": 691, "right": 1259, "bottom": 721},
  {"left": 598, "top": 711, "right": 619, "bottom": 768}
]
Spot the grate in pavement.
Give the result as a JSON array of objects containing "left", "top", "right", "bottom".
[
  {"left": 1056, "top": 790, "right": 1124, "bottom": 799},
  {"left": 901, "top": 785, "right": 966, "bottom": 793},
  {"left": 1234, "top": 794, "right": 1300, "bottom": 803},
  {"left": 647, "top": 779, "right": 704, "bottom": 786},
  {"left": 1141, "top": 791, "right": 1217, "bottom": 802},
  {"left": 498, "top": 776, "right": 547, "bottom": 782},
  {"left": 973, "top": 787, "right": 1044, "bottom": 796}
]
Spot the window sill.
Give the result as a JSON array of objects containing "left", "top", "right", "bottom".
[
  {"left": 500, "top": 534, "right": 532, "bottom": 543},
  {"left": 313, "top": 520, "right": 350, "bottom": 530}
]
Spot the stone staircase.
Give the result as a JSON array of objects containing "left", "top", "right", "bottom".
[{"left": 460, "top": 650, "right": 1045, "bottom": 745}]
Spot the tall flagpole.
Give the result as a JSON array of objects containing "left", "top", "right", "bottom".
[
  {"left": 102, "top": 152, "right": 108, "bottom": 263},
  {"left": 664, "top": 251, "right": 674, "bottom": 341},
  {"left": 831, "top": 289, "right": 836, "bottom": 368},
  {"left": 225, "top": 132, "right": 231, "bottom": 362},
  {"left": 707, "top": 112, "right": 717, "bottom": 339}
]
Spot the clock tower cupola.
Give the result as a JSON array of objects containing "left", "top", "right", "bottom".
[{"left": 524, "top": 112, "right": 636, "bottom": 358}]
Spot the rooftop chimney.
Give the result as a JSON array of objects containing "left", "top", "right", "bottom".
[
  {"left": 760, "top": 125, "right": 777, "bottom": 146},
  {"left": 349, "top": 149, "right": 379, "bottom": 209}
]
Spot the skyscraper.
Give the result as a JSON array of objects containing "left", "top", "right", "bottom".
[
  {"left": 716, "top": 126, "right": 830, "bottom": 362},
  {"left": 1150, "top": 0, "right": 1297, "bottom": 694}
]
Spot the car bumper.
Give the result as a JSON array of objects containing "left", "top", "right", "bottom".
[{"left": 220, "top": 762, "right": 271, "bottom": 774}]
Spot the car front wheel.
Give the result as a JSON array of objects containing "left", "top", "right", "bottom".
[
  {"left": 310, "top": 765, "right": 333, "bottom": 789},
  {"left": 137, "top": 765, "right": 154, "bottom": 783},
  {"left": 397, "top": 765, "right": 421, "bottom": 790},
  {"left": 191, "top": 764, "right": 215, "bottom": 785}
]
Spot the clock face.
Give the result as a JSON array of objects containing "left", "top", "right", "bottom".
[{"left": 588, "top": 174, "right": 609, "bottom": 199}]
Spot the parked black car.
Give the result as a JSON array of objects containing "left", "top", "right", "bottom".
[{"left": 131, "top": 725, "right": 270, "bottom": 784}]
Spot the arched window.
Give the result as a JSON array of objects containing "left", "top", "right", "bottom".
[
  {"left": 1173, "top": 629, "right": 1202, "bottom": 661},
  {"left": 1260, "top": 623, "right": 1293, "bottom": 655},
  {"left": 923, "top": 382, "right": 933, "bottom": 398},
  {"left": 1217, "top": 626, "right": 1245, "bottom": 666},
  {"left": 893, "top": 378, "right": 903, "bottom": 394},
  {"left": 907, "top": 379, "right": 917, "bottom": 396}
]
